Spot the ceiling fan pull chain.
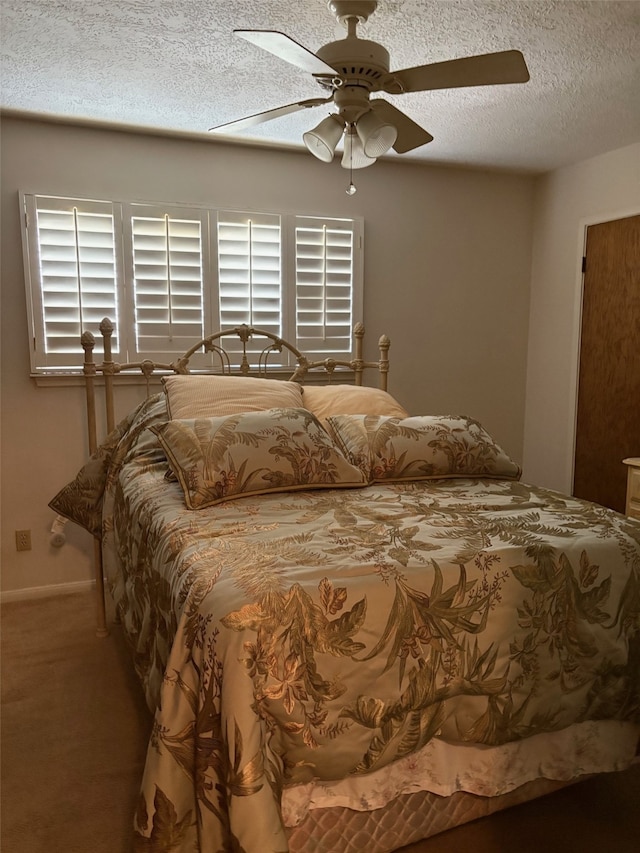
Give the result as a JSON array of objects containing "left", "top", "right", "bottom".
[{"left": 347, "top": 122, "right": 357, "bottom": 195}]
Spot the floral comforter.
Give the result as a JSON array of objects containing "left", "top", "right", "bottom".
[{"left": 51, "top": 396, "right": 640, "bottom": 852}]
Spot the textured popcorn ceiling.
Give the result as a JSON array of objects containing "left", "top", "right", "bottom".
[{"left": 1, "top": 0, "right": 639, "bottom": 173}]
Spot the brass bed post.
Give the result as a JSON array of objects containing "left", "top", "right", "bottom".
[
  {"left": 81, "top": 331, "right": 98, "bottom": 455},
  {"left": 378, "top": 334, "right": 390, "bottom": 392},
  {"left": 100, "top": 318, "right": 116, "bottom": 434},
  {"left": 82, "top": 330, "right": 109, "bottom": 638},
  {"left": 353, "top": 322, "right": 365, "bottom": 385},
  {"left": 352, "top": 324, "right": 389, "bottom": 389}
]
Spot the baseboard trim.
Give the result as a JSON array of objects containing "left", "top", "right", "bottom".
[{"left": 1, "top": 579, "right": 94, "bottom": 604}]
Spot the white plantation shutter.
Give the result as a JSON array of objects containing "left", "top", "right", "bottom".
[
  {"left": 21, "top": 193, "right": 363, "bottom": 375},
  {"left": 127, "top": 205, "right": 207, "bottom": 359},
  {"left": 295, "top": 217, "right": 361, "bottom": 355},
  {"left": 24, "top": 196, "right": 120, "bottom": 368},
  {"left": 216, "top": 211, "right": 283, "bottom": 365}
]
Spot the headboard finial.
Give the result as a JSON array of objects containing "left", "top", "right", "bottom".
[
  {"left": 99, "top": 317, "right": 114, "bottom": 336},
  {"left": 81, "top": 331, "right": 95, "bottom": 352}
]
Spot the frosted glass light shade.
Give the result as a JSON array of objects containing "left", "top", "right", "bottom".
[
  {"left": 303, "top": 115, "right": 345, "bottom": 162},
  {"left": 341, "top": 131, "right": 376, "bottom": 169},
  {"left": 356, "top": 110, "right": 397, "bottom": 157}
]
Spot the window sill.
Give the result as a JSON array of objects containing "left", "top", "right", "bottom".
[
  {"left": 31, "top": 372, "right": 168, "bottom": 388},
  {"left": 31, "top": 368, "right": 357, "bottom": 388}
]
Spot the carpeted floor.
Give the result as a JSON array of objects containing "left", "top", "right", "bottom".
[
  {"left": 1, "top": 589, "right": 639, "bottom": 853},
  {"left": 1, "top": 590, "right": 151, "bottom": 853}
]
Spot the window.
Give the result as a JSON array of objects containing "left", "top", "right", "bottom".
[
  {"left": 216, "top": 211, "right": 282, "bottom": 366},
  {"left": 22, "top": 196, "right": 121, "bottom": 365},
  {"left": 126, "top": 204, "right": 210, "bottom": 358},
  {"left": 295, "top": 218, "right": 357, "bottom": 355},
  {"left": 21, "top": 193, "right": 363, "bottom": 374}
]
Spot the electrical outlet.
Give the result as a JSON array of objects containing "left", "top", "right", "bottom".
[{"left": 15, "top": 529, "right": 32, "bottom": 551}]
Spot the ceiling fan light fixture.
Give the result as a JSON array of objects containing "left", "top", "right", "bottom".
[
  {"left": 341, "top": 130, "right": 376, "bottom": 169},
  {"left": 356, "top": 110, "right": 397, "bottom": 158},
  {"left": 303, "top": 114, "right": 345, "bottom": 162}
]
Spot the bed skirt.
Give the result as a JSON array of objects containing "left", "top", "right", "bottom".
[{"left": 284, "top": 720, "right": 639, "bottom": 852}]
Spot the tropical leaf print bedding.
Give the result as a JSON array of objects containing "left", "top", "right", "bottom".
[{"left": 52, "top": 397, "right": 640, "bottom": 852}]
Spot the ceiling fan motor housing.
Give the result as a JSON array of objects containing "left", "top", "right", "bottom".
[{"left": 316, "top": 38, "right": 390, "bottom": 91}]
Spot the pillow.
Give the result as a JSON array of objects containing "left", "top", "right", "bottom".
[
  {"left": 151, "top": 407, "right": 366, "bottom": 509},
  {"left": 301, "top": 384, "right": 408, "bottom": 420},
  {"left": 326, "top": 414, "right": 522, "bottom": 484},
  {"left": 163, "top": 374, "right": 304, "bottom": 419},
  {"left": 49, "top": 394, "right": 168, "bottom": 537}
]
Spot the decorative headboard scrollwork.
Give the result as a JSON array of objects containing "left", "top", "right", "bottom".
[{"left": 81, "top": 319, "right": 390, "bottom": 442}]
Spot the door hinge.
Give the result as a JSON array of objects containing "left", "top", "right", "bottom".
[{"left": 581, "top": 255, "right": 587, "bottom": 273}]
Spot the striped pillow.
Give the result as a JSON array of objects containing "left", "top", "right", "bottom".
[{"left": 162, "top": 374, "right": 304, "bottom": 419}]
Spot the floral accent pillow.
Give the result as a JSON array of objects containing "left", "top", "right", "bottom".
[
  {"left": 326, "top": 414, "right": 522, "bottom": 484},
  {"left": 151, "top": 407, "right": 367, "bottom": 509}
]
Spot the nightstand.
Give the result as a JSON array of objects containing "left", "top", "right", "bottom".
[{"left": 623, "top": 458, "right": 640, "bottom": 520}]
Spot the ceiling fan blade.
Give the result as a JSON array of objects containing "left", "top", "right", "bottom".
[
  {"left": 370, "top": 100, "right": 433, "bottom": 154},
  {"left": 234, "top": 30, "right": 336, "bottom": 75},
  {"left": 209, "top": 98, "right": 332, "bottom": 133},
  {"left": 384, "top": 50, "right": 530, "bottom": 94}
]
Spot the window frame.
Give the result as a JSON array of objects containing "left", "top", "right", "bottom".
[{"left": 20, "top": 192, "right": 363, "bottom": 376}]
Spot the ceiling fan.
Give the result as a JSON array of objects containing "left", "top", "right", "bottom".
[{"left": 209, "top": 0, "right": 530, "bottom": 172}]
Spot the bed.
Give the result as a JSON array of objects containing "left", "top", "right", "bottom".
[{"left": 51, "top": 319, "right": 640, "bottom": 853}]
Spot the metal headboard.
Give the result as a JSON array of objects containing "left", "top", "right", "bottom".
[{"left": 80, "top": 319, "right": 391, "bottom": 635}]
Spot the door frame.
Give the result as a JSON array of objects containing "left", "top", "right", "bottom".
[{"left": 568, "top": 206, "right": 640, "bottom": 492}]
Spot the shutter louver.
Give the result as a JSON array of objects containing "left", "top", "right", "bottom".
[
  {"left": 295, "top": 218, "right": 354, "bottom": 354},
  {"left": 217, "top": 212, "right": 283, "bottom": 365},
  {"left": 34, "top": 199, "right": 118, "bottom": 363},
  {"left": 131, "top": 209, "right": 205, "bottom": 356}
]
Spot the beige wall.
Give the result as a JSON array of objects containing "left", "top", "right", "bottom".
[
  {"left": 1, "top": 116, "right": 535, "bottom": 595},
  {"left": 522, "top": 143, "right": 640, "bottom": 493}
]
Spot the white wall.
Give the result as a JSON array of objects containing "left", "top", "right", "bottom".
[
  {"left": 522, "top": 142, "right": 640, "bottom": 492},
  {"left": 0, "top": 116, "right": 534, "bottom": 595}
]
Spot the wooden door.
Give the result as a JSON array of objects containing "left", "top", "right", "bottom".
[{"left": 573, "top": 214, "right": 640, "bottom": 513}]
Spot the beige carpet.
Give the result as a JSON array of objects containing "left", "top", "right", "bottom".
[
  {"left": 1, "top": 590, "right": 151, "bottom": 853},
  {"left": 2, "top": 589, "right": 639, "bottom": 853}
]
